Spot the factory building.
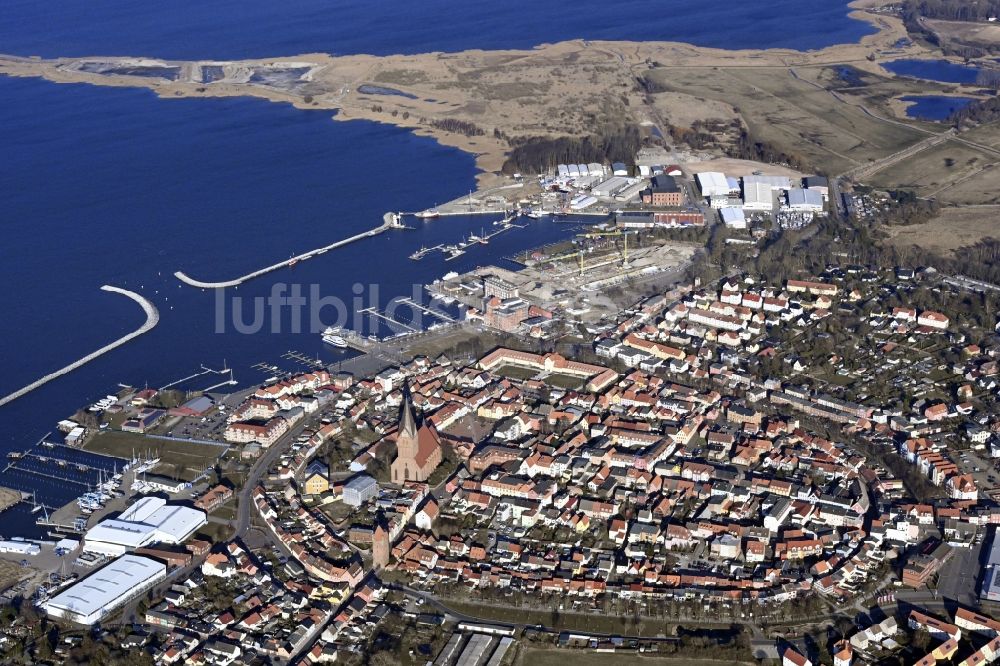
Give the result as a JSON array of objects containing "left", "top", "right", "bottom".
[
  {"left": 786, "top": 188, "right": 825, "bottom": 212},
  {"left": 745, "top": 174, "right": 792, "bottom": 191},
  {"left": 590, "top": 176, "right": 633, "bottom": 198},
  {"left": 641, "top": 175, "right": 684, "bottom": 207},
  {"left": 696, "top": 172, "right": 730, "bottom": 198},
  {"left": 742, "top": 179, "right": 774, "bottom": 212},
  {"left": 720, "top": 207, "right": 747, "bottom": 229},
  {"left": 981, "top": 529, "right": 1000, "bottom": 602},
  {"left": 0, "top": 539, "right": 40, "bottom": 556},
  {"left": 83, "top": 496, "right": 206, "bottom": 557},
  {"left": 803, "top": 175, "right": 830, "bottom": 200},
  {"left": 43, "top": 555, "right": 166, "bottom": 625}
]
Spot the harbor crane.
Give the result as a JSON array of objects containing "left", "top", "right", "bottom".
[{"left": 576, "top": 228, "right": 638, "bottom": 273}]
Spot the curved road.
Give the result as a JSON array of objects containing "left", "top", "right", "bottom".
[
  {"left": 175, "top": 222, "right": 392, "bottom": 289},
  {"left": 0, "top": 285, "right": 159, "bottom": 408}
]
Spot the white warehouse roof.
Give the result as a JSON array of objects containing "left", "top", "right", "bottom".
[
  {"left": 744, "top": 174, "right": 792, "bottom": 190},
  {"left": 696, "top": 172, "right": 729, "bottom": 197},
  {"left": 743, "top": 180, "right": 773, "bottom": 210},
  {"left": 720, "top": 207, "right": 747, "bottom": 228},
  {"left": 84, "top": 496, "right": 206, "bottom": 556},
  {"left": 43, "top": 554, "right": 166, "bottom": 625},
  {"left": 787, "top": 188, "right": 824, "bottom": 209}
]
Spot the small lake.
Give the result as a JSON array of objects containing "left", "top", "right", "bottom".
[
  {"left": 884, "top": 59, "right": 981, "bottom": 85},
  {"left": 902, "top": 95, "right": 975, "bottom": 121}
]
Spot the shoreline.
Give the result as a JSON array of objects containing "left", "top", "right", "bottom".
[{"left": 0, "top": 1, "right": 951, "bottom": 186}]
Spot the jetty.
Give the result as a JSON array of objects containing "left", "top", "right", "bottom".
[
  {"left": 396, "top": 297, "right": 456, "bottom": 323},
  {"left": 0, "top": 286, "right": 159, "bottom": 408},
  {"left": 358, "top": 306, "right": 419, "bottom": 332},
  {"left": 174, "top": 214, "right": 405, "bottom": 289}
]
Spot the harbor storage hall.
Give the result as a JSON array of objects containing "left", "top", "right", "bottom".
[
  {"left": 82, "top": 496, "right": 207, "bottom": 556},
  {"left": 43, "top": 554, "right": 166, "bottom": 625}
]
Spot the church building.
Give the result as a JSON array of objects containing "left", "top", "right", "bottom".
[{"left": 390, "top": 387, "right": 443, "bottom": 483}]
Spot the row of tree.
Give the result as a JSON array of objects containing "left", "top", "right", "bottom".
[
  {"left": 951, "top": 94, "right": 1000, "bottom": 125},
  {"left": 903, "top": 0, "right": 1000, "bottom": 23},
  {"left": 500, "top": 125, "right": 643, "bottom": 174},
  {"left": 902, "top": 0, "right": 1000, "bottom": 54}
]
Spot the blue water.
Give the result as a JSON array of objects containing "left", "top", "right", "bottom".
[
  {"left": 2, "top": 0, "right": 873, "bottom": 59},
  {"left": 0, "top": 1, "right": 872, "bottom": 534},
  {"left": 884, "top": 59, "right": 982, "bottom": 85},
  {"left": 902, "top": 95, "right": 976, "bottom": 120}
]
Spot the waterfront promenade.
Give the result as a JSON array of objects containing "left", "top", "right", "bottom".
[
  {"left": 0, "top": 286, "right": 159, "bottom": 408},
  {"left": 174, "top": 217, "right": 397, "bottom": 289}
]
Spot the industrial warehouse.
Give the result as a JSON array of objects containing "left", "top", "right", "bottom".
[
  {"left": 82, "top": 496, "right": 206, "bottom": 557},
  {"left": 42, "top": 554, "right": 166, "bottom": 625}
]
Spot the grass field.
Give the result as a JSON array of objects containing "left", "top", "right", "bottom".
[
  {"left": 513, "top": 648, "right": 754, "bottom": 666},
  {"left": 886, "top": 205, "right": 1000, "bottom": 254},
  {"left": 868, "top": 140, "right": 998, "bottom": 203},
  {"left": 542, "top": 373, "right": 585, "bottom": 390},
  {"left": 925, "top": 19, "right": 1000, "bottom": 50},
  {"left": 493, "top": 365, "right": 539, "bottom": 381},
  {"left": 962, "top": 123, "right": 1000, "bottom": 150},
  {"left": 85, "top": 430, "right": 226, "bottom": 480},
  {"left": 645, "top": 65, "right": 929, "bottom": 174}
]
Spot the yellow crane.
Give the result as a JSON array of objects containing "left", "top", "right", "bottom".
[{"left": 576, "top": 228, "right": 638, "bottom": 272}]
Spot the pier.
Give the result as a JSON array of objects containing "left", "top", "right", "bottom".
[
  {"left": 159, "top": 364, "right": 231, "bottom": 391},
  {"left": 282, "top": 350, "right": 325, "bottom": 369},
  {"left": 408, "top": 214, "right": 524, "bottom": 261},
  {"left": 406, "top": 183, "right": 524, "bottom": 218},
  {"left": 0, "top": 286, "right": 159, "bottom": 408},
  {"left": 396, "top": 297, "right": 456, "bottom": 323},
  {"left": 358, "top": 306, "right": 419, "bottom": 332},
  {"left": 174, "top": 214, "right": 406, "bottom": 289}
]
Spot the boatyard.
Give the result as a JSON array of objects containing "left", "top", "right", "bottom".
[{"left": 428, "top": 228, "right": 698, "bottom": 324}]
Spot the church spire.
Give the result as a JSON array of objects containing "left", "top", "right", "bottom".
[{"left": 399, "top": 381, "right": 418, "bottom": 441}]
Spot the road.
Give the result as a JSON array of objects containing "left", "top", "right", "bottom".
[{"left": 235, "top": 417, "right": 316, "bottom": 540}]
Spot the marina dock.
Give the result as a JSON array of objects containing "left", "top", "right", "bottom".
[
  {"left": 0, "top": 286, "right": 159, "bottom": 408},
  {"left": 174, "top": 213, "right": 407, "bottom": 289},
  {"left": 408, "top": 213, "right": 525, "bottom": 261}
]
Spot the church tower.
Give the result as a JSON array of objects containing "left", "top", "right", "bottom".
[
  {"left": 395, "top": 385, "right": 419, "bottom": 461},
  {"left": 390, "top": 381, "right": 443, "bottom": 483},
  {"left": 372, "top": 513, "right": 389, "bottom": 569}
]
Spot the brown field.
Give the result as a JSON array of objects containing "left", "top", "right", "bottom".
[
  {"left": 867, "top": 140, "right": 999, "bottom": 203},
  {"left": 925, "top": 19, "right": 1000, "bottom": 49},
  {"left": 932, "top": 165, "right": 1000, "bottom": 206},
  {"left": 886, "top": 205, "right": 1000, "bottom": 254},
  {"left": 643, "top": 65, "right": 929, "bottom": 175},
  {"left": 962, "top": 123, "right": 1000, "bottom": 151},
  {"left": 0, "top": 559, "right": 28, "bottom": 593}
]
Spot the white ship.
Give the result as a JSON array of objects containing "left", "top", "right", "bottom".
[
  {"left": 322, "top": 327, "right": 349, "bottom": 348},
  {"left": 415, "top": 208, "right": 440, "bottom": 219}
]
